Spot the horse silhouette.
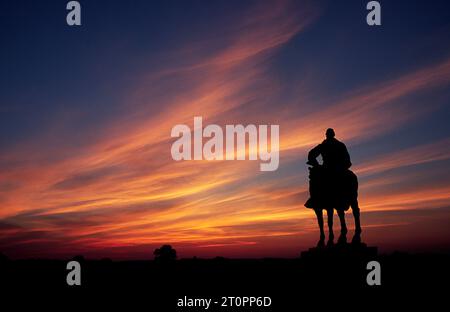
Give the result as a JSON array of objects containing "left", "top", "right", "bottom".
[{"left": 305, "top": 163, "right": 361, "bottom": 241}]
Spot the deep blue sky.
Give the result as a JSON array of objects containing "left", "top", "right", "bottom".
[{"left": 1, "top": 0, "right": 450, "bottom": 146}]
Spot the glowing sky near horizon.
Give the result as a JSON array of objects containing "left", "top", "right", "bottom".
[{"left": 1, "top": 0, "right": 450, "bottom": 259}]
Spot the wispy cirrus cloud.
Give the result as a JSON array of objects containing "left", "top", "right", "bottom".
[
  {"left": 280, "top": 56, "right": 450, "bottom": 153},
  {"left": 355, "top": 138, "right": 450, "bottom": 176},
  {"left": 1, "top": 0, "right": 450, "bottom": 258}
]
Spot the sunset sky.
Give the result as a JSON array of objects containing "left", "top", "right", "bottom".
[{"left": 1, "top": 0, "right": 450, "bottom": 259}]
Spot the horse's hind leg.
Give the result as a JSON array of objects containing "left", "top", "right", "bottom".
[
  {"left": 350, "top": 172, "right": 362, "bottom": 234},
  {"left": 351, "top": 200, "right": 361, "bottom": 234},
  {"left": 314, "top": 209, "right": 325, "bottom": 240},
  {"left": 337, "top": 209, "right": 347, "bottom": 235}
]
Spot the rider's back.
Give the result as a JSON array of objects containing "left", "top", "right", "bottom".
[{"left": 320, "top": 138, "right": 352, "bottom": 170}]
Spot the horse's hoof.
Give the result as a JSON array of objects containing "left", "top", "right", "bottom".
[
  {"left": 338, "top": 234, "right": 347, "bottom": 244},
  {"left": 317, "top": 238, "right": 325, "bottom": 248}
]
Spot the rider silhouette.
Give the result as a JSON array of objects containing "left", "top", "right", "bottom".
[{"left": 307, "top": 128, "right": 351, "bottom": 171}]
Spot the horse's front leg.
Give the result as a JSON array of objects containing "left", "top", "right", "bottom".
[
  {"left": 314, "top": 209, "right": 325, "bottom": 240},
  {"left": 337, "top": 209, "right": 347, "bottom": 235},
  {"left": 326, "top": 208, "right": 334, "bottom": 240}
]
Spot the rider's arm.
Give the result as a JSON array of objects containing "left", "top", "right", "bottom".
[{"left": 307, "top": 144, "right": 322, "bottom": 166}]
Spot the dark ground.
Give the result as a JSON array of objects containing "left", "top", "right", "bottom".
[{"left": 1, "top": 242, "right": 449, "bottom": 310}]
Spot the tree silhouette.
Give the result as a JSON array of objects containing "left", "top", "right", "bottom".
[{"left": 153, "top": 245, "right": 177, "bottom": 262}]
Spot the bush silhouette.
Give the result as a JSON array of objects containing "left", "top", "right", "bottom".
[
  {"left": 154, "top": 245, "right": 177, "bottom": 262},
  {"left": 0, "top": 252, "right": 9, "bottom": 263}
]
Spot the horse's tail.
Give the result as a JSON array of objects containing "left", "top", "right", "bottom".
[{"left": 347, "top": 170, "right": 358, "bottom": 199}]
